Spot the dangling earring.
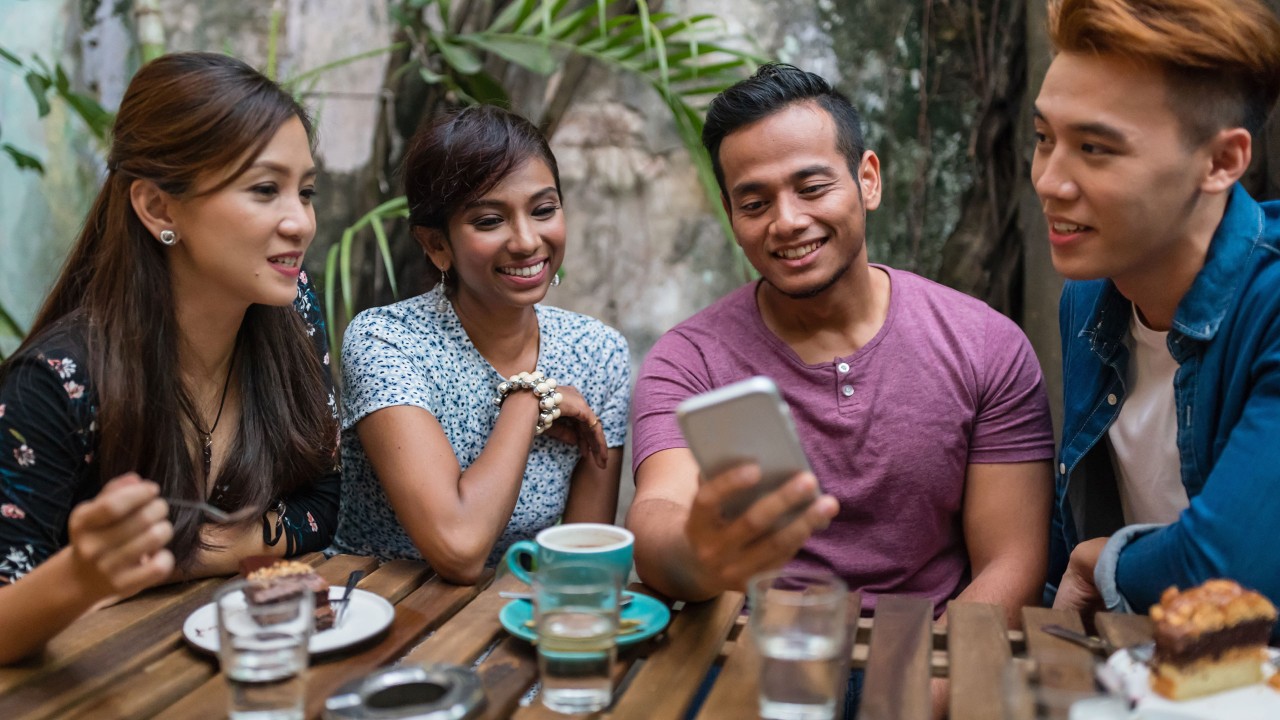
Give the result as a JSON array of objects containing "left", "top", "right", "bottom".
[
  {"left": 550, "top": 272, "right": 561, "bottom": 287},
  {"left": 159, "top": 229, "right": 178, "bottom": 246},
  {"left": 436, "top": 267, "right": 451, "bottom": 313}
]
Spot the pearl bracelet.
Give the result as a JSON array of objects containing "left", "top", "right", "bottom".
[{"left": 494, "top": 370, "right": 563, "bottom": 435}]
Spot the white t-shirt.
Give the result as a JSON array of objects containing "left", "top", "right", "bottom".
[{"left": 1107, "top": 305, "right": 1188, "bottom": 525}]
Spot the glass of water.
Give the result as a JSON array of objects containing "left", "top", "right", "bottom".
[
  {"left": 748, "top": 570, "right": 850, "bottom": 720},
  {"left": 533, "top": 563, "right": 621, "bottom": 714},
  {"left": 215, "top": 578, "right": 313, "bottom": 720}
]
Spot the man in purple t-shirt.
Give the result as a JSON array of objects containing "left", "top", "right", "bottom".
[{"left": 626, "top": 64, "right": 1054, "bottom": 668}]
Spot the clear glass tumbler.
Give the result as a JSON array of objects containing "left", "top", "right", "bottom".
[
  {"left": 748, "top": 569, "right": 850, "bottom": 720},
  {"left": 215, "top": 578, "right": 313, "bottom": 720},
  {"left": 533, "top": 563, "right": 621, "bottom": 714}
]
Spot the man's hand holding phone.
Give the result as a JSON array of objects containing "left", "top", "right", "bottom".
[{"left": 683, "top": 462, "right": 839, "bottom": 594}]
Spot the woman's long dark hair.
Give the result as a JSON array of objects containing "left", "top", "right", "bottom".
[{"left": 8, "top": 52, "right": 337, "bottom": 568}]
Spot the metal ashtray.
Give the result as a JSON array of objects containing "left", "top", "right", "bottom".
[{"left": 324, "top": 663, "right": 486, "bottom": 720}]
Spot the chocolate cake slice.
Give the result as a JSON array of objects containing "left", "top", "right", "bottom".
[
  {"left": 1149, "top": 579, "right": 1277, "bottom": 700},
  {"left": 241, "top": 558, "right": 335, "bottom": 631}
]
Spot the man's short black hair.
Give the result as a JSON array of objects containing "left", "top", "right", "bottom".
[{"left": 702, "top": 63, "right": 867, "bottom": 200}]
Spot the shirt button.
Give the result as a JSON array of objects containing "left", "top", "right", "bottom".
[
  {"left": 1107, "top": 393, "right": 1118, "bottom": 406},
  {"left": 837, "top": 362, "right": 850, "bottom": 373},
  {"left": 1059, "top": 463, "right": 1067, "bottom": 475},
  {"left": 841, "top": 385, "right": 855, "bottom": 397}
]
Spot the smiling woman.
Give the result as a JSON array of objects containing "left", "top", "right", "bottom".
[
  {"left": 0, "top": 52, "right": 340, "bottom": 664},
  {"left": 329, "top": 106, "right": 631, "bottom": 584}
]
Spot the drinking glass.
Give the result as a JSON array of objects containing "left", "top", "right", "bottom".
[
  {"left": 215, "top": 578, "right": 313, "bottom": 720},
  {"left": 533, "top": 563, "right": 621, "bottom": 714},
  {"left": 748, "top": 570, "right": 850, "bottom": 720},
  {"left": 1002, "top": 655, "right": 1130, "bottom": 720}
]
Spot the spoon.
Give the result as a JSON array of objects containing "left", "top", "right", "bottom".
[
  {"left": 499, "top": 590, "right": 635, "bottom": 606},
  {"left": 334, "top": 570, "right": 364, "bottom": 627}
]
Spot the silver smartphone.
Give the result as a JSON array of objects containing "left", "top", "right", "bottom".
[{"left": 676, "top": 376, "right": 816, "bottom": 521}]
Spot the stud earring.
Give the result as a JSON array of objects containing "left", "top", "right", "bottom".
[
  {"left": 159, "top": 229, "right": 177, "bottom": 246},
  {"left": 550, "top": 272, "right": 560, "bottom": 287}
]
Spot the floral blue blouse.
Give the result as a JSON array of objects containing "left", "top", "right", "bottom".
[
  {"left": 0, "top": 274, "right": 339, "bottom": 584},
  {"left": 330, "top": 285, "right": 631, "bottom": 565}
]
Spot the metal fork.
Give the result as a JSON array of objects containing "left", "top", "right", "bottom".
[{"left": 164, "top": 498, "right": 258, "bottom": 524}]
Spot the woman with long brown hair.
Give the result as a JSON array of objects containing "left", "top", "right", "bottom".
[{"left": 0, "top": 52, "right": 339, "bottom": 663}]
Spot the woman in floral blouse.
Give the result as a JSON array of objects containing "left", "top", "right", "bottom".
[
  {"left": 0, "top": 53, "right": 339, "bottom": 663},
  {"left": 329, "top": 106, "right": 630, "bottom": 583}
]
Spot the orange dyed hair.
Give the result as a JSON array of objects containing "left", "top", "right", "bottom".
[{"left": 1047, "top": 0, "right": 1280, "bottom": 142}]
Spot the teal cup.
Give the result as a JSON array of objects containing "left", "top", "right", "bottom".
[{"left": 504, "top": 523, "right": 634, "bottom": 586}]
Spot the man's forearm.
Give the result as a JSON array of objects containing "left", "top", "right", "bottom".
[
  {"left": 628, "top": 498, "right": 721, "bottom": 602},
  {"left": 948, "top": 557, "right": 1044, "bottom": 630}
]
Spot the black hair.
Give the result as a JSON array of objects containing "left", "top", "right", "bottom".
[
  {"left": 702, "top": 63, "right": 867, "bottom": 200},
  {"left": 402, "top": 105, "right": 561, "bottom": 291}
]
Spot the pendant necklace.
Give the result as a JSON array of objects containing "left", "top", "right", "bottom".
[{"left": 190, "top": 347, "right": 237, "bottom": 478}]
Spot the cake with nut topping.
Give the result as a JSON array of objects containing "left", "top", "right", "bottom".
[
  {"left": 241, "top": 557, "right": 335, "bottom": 631},
  {"left": 1149, "top": 579, "right": 1277, "bottom": 700}
]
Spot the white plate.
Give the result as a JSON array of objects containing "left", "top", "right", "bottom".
[
  {"left": 1106, "top": 646, "right": 1280, "bottom": 720},
  {"left": 183, "top": 587, "right": 394, "bottom": 655}
]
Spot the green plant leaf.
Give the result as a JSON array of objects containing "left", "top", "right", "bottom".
[
  {"left": 516, "top": 0, "right": 572, "bottom": 35},
  {"left": 59, "top": 91, "right": 113, "bottom": 140},
  {"left": 369, "top": 217, "right": 400, "bottom": 301},
  {"left": 433, "top": 33, "right": 484, "bottom": 75},
  {"left": 2, "top": 143, "right": 44, "bottom": 173},
  {"left": 456, "top": 34, "right": 557, "bottom": 74},
  {"left": 339, "top": 226, "right": 355, "bottom": 321},
  {"left": 0, "top": 47, "right": 21, "bottom": 67},
  {"left": 419, "top": 65, "right": 446, "bottom": 84},
  {"left": 324, "top": 243, "right": 341, "bottom": 362},
  {"left": 285, "top": 42, "right": 407, "bottom": 89},
  {"left": 53, "top": 63, "right": 70, "bottom": 92},
  {"left": 546, "top": 5, "right": 596, "bottom": 41},
  {"left": 0, "top": 298, "right": 26, "bottom": 338},
  {"left": 488, "top": 0, "right": 538, "bottom": 33},
  {"left": 458, "top": 68, "right": 510, "bottom": 105},
  {"left": 24, "top": 72, "right": 51, "bottom": 117}
]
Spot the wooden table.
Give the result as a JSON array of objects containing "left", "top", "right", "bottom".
[{"left": 0, "top": 553, "right": 1152, "bottom": 719}]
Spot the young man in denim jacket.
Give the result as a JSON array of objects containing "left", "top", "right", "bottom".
[{"left": 1035, "top": 0, "right": 1280, "bottom": 626}]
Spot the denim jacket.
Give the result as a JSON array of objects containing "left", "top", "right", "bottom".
[{"left": 1047, "top": 184, "right": 1280, "bottom": 623}]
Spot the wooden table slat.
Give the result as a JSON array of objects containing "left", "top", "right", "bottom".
[
  {"left": 356, "top": 559, "right": 435, "bottom": 604},
  {"left": 403, "top": 572, "right": 520, "bottom": 666},
  {"left": 860, "top": 595, "right": 934, "bottom": 720},
  {"left": 607, "top": 591, "right": 745, "bottom": 720},
  {"left": 1095, "top": 611, "right": 1154, "bottom": 651},
  {"left": 946, "top": 602, "right": 1011, "bottom": 720},
  {"left": 471, "top": 638, "right": 540, "bottom": 719},
  {"left": 1020, "top": 607, "right": 1095, "bottom": 695},
  {"left": 312, "top": 554, "right": 381, "bottom": 585},
  {"left": 57, "top": 648, "right": 217, "bottom": 720},
  {"left": 0, "top": 577, "right": 217, "bottom": 697},
  {"left": 0, "top": 574, "right": 229, "bottom": 720}
]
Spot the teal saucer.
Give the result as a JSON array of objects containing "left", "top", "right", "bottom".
[{"left": 499, "top": 592, "right": 672, "bottom": 646}]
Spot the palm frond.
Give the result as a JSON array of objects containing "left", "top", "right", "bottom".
[{"left": 324, "top": 0, "right": 762, "bottom": 335}]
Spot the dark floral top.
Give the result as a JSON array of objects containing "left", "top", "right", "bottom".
[{"left": 0, "top": 273, "right": 339, "bottom": 584}]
